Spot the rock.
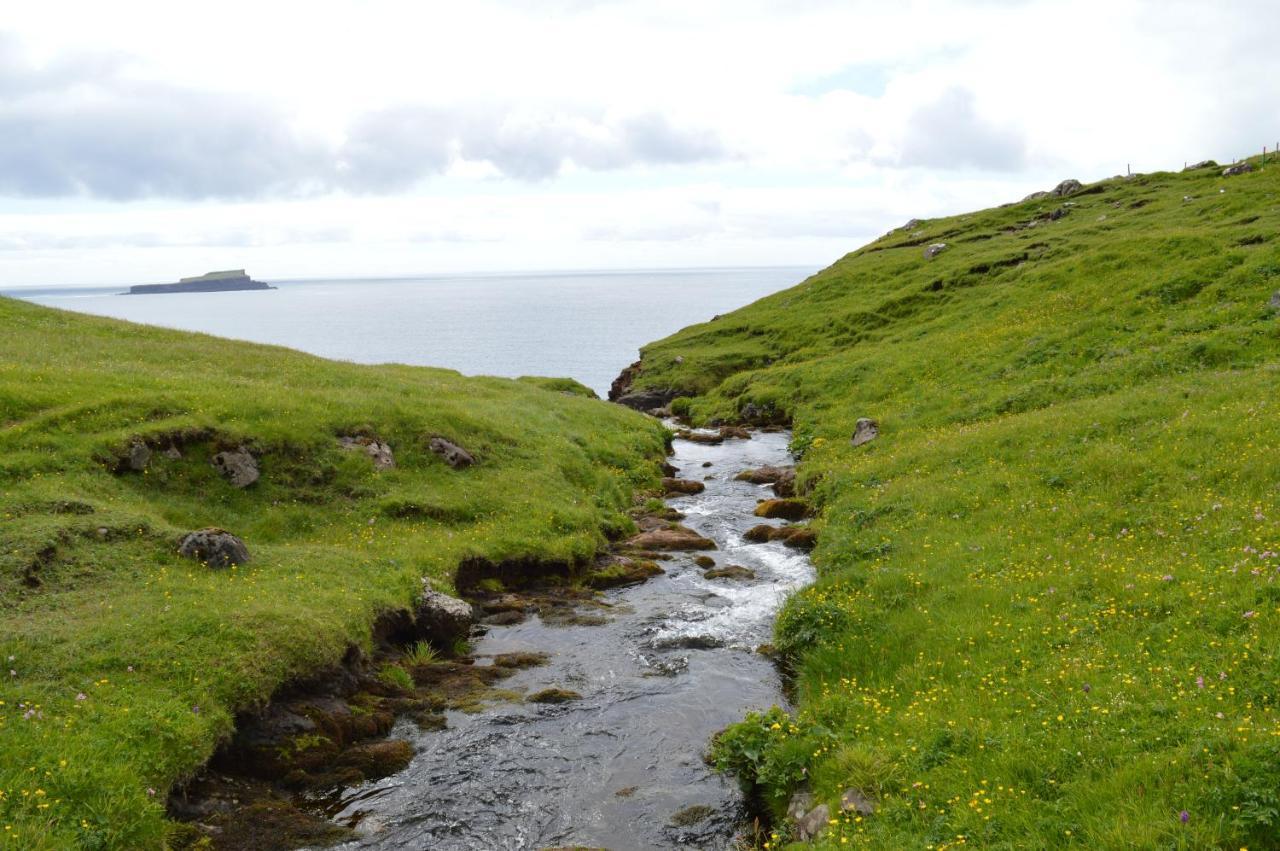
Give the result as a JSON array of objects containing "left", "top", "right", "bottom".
[
  {"left": 528, "top": 687, "right": 582, "bottom": 704},
  {"left": 923, "top": 243, "right": 948, "bottom": 259},
  {"left": 127, "top": 441, "right": 152, "bottom": 472},
  {"left": 608, "top": 359, "right": 641, "bottom": 402},
  {"left": 625, "top": 525, "right": 716, "bottom": 551},
  {"left": 795, "top": 803, "right": 830, "bottom": 841},
  {"left": 585, "top": 557, "right": 664, "bottom": 589},
  {"left": 428, "top": 437, "right": 474, "bottom": 469},
  {"left": 773, "top": 467, "right": 797, "bottom": 497},
  {"left": 211, "top": 447, "right": 259, "bottom": 488},
  {"left": 164, "top": 446, "right": 183, "bottom": 460},
  {"left": 754, "top": 499, "right": 810, "bottom": 521},
  {"left": 662, "top": 477, "right": 706, "bottom": 496},
  {"left": 901, "top": 218, "right": 923, "bottom": 230},
  {"left": 851, "top": 417, "right": 879, "bottom": 447},
  {"left": 1223, "top": 162, "right": 1255, "bottom": 177},
  {"left": 339, "top": 436, "right": 395, "bottom": 470},
  {"left": 673, "top": 355, "right": 685, "bottom": 365},
  {"left": 615, "top": 388, "right": 679, "bottom": 412},
  {"left": 178, "top": 528, "right": 250, "bottom": 568},
  {"left": 744, "top": 524, "right": 776, "bottom": 543},
  {"left": 1021, "top": 190, "right": 1051, "bottom": 202},
  {"left": 702, "top": 461, "right": 712, "bottom": 467},
  {"left": 1270, "top": 291, "right": 1280, "bottom": 311},
  {"left": 718, "top": 425, "right": 751, "bottom": 440},
  {"left": 734, "top": 465, "right": 790, "bottom": 484},
  {"left": 787, "top": 791, "right": 815, "bottom": 822},
  {"left": 1051, "top": 179, "right": 1083, "bottom": 197},
  {"left": 694, "top": 555, "right": 715, "bottom": 568},
  {"left": 414, "top": 585, "right": 474, "bottom": 648},
  {"left": 840, "top": 788, "right": 876, "bottom": 816},
  {"left": 704, "top": 565, "right": 755, "bottom": 581},
  {"left": 675, "top": 429, "right": 724, "bottom": 445},
  {"left": 781, "top": 527, "right": 817, "bottom": 549},
  {"left": 1185, "top": 160, "right": 1218, "bottom": 170}
]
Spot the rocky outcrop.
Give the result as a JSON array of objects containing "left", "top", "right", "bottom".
[
  {"left": 851, "top": 417, "right": 879, "bottom": 447},
  {"left": 178, "top": 529, "right": 250, "bottom": 568},
  {"left": 128, "top": 269, "right": 275, "bottom": 295},
  {"left": 339, "top": 436, "right": 395, "bottom": 470},
  {"left": 625, "top": 524, "right": 716, "bottom": 551},
  {"left": 1223, "top": 162, "right": 1255, "bottom": 177},
  {"left": 414, "top": 585, "right": 475, "bottom": 648},
  {"left": 428, "top": 437, "right": 474, "bottom": 469},
  {"left": 923, "top": 243, "right": 948, "bottom": 259},
  {"left": 212, "top": 447, "right": 259, "bottom": 488},
  {"left": 609, "top": 359, "right": 681, "bottom": 413},
  {"left": 1185, "top": 160, "right": 1218, "bottom": 170},
  {"left": 1051, "top": 179, "right": 1083, "bottom": 197},
  {"left": 609, "top": 360, "right": 642, "bottom": 401}
]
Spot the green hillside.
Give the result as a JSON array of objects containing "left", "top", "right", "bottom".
[
  {"left": 632, "top": 159, "right": 1280, "bottom": 848},
  {"left": 0, "top": 299, "right": 665, "bottom": 849}
]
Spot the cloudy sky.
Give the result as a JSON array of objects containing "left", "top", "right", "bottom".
[{"left": 1, "top": 0, "right": 1276, "bottom": 286}]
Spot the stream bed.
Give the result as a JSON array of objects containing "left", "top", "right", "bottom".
[{"left": 327, "top": 428, "right": 814, "bottom": 850}]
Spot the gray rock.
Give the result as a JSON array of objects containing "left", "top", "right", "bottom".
[
  {"left": 901, "top": 218, "right": 923, "bottom": 230},
  {"left": 787, "top": 790, "right": 814, "bottom": 822},
  {"left": 1021, "top": 190, "right": 1051, "bottom": 203},
  {"left": 1223, "top": 162, "right": 1255, "bottom": 177},
  {"left": 615, "top": 388, "right": 679, "bottom": 412},
  {"left": 178, "top": 528, "right": 250, "bottom": 568},
  {"left": 852, "top": 417, "right": 879, "bottom": 447},
  {"left": 339, "top": 436, "right": 395, "bottom": 470},
  {"left": 414, "top": 585, "right": 474, "bottom": 647},
  {"left": 127, "top": 442, "right": 152, "bottom": 472},
  {"left": 1270, "top": 291, "right": 1280, "bottom": 311},
  {"left": 1185, "top": 160, "right": 1218, "bottom": 170},
  {"left": 211, "top": 447, "right": 259, "bottom": 488},
  {"left": 795, "top": 803, "right": 831, "bottom": 841},
  {"left": 923, "top": 243, "right": 948, "bottom": 259},
  {"left": 164, "top": 446, "right": 183, "bottom": 460},
  {"left": 428, "top": 437, "right": 474, "bottom": 469},
  {"left": 841, "top": 788, "right": 876, "bottom": 815},
  {"left": 1051, "top": 179, "right": 1083, "bottom": 197}
]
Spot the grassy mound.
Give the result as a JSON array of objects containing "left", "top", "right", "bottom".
[
  {"left": 0, "top": 297, "right": 665, "bottom": 849},
  {"left": 633, "top": 158, "right": 1280, "bottom": 848}
]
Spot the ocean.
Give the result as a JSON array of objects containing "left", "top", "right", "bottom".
[{"left": 6, "top": 267, "right": 813, "bottom": 396}]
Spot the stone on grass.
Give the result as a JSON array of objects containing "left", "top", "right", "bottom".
[
  {"left": 1051, "top": 179, "right": 1083, "bottom": 197},
  {"left": 1269, "top": 291, "right": 1280, "bottom": 312},
  {"left": 851, "top": 417, "right": 879, "bottom": 447},
  {"left": 923, "top": 243, "right": 948, "bottom": 259},
  {"left": 339, "top": 436, "right": 395, "bottom": 470},
  {"left": 1223, "top": 162, "right": 1255, "bottom": 177},
  {"left": 179, "top": 528, "right": 250, "bottom": 568},
  {"left": 841, "top": 788, "right": 876, "bottom": 815},
  {"left": 212, "top": 447, "right": 259, "bottom": 488},
  {"left": 428, "top": 437, "right": 474, "bottom": 469},
  {"left": 127, "top": 441, "right": 152, "bottom": 472},
  {"left": 795, "top": 803, "right": 830, "bottom": 841}
]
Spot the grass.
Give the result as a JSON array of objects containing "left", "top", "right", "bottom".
[
  {"left": 637, "top": 157, "right": 1280, "bottom": 848},
  {"left": 0, "top": 297, "right": 665, "bottom": 849}
]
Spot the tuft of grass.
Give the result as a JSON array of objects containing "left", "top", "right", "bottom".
[
  {"left": 402, "top": 642, "right": 439, "bottom": 667},
  {"left": 0, "top": 296, "right": 665, "bottom": 849},
  {"left": 639, "top": 158, "right": 1280, "bottom": 848}
]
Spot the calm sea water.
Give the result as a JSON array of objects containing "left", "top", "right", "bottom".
[{"left": 7, "top": 268, "right": 812, "bottom": 396}]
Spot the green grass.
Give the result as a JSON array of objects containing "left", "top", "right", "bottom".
[
  {"left": 639, "top": 158, "right": 1280, "bottom": 849},
  {"left": 0, "top": 298, "right": 665, "bottom": 849}
]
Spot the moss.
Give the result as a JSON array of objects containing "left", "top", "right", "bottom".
[{"left": 528, "top": 688, "right": 583, "bottom": 704}]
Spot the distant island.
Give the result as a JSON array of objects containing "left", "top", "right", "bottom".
[{"left": 126, "top": 269, "right": 274, "bottom": 295}]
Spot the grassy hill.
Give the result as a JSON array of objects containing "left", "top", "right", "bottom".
[
  {"left": 0, "top": 299, "right": 665, "bottom": 849},
  {"left": 631, "top": 158, "right": 1280, "bottom": 848}
]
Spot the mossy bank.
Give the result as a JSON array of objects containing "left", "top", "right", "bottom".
[
  {"left": 0, "top": 297, "right": 666, "bottom": 849},
  {"left": 626, "top": 158, "right": 1280, "bottom": 848}
]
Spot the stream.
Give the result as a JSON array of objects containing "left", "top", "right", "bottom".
[{"left": 327, "top": 428, "right": 814, "bottom": 850}]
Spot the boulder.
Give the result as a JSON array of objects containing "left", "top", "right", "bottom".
[
  {"left": 178, "top": 528, "right": 250, "bottom": 568},
  {"left": 718, "top": 425, "right": 751, "bottom": 440},
  {"left": 1270, "top": 291, "right": 1280, "bottom": 311},
  {"left": 901, "top": 218, "right": 923, "bottom": 231},
  {"left": 211, "top": 447, "right": 259, "bottom": 488},
  {"left": 625, "top": 524, "right": 716, "bottom": 551},
  {"left": 694, "top": 555, "right": 715, "bottom": 568},
  {"left": 841, "top": 788, "right": 876, "bottom": 816},
  {"left": 585, "top": 556, "right": 664, "bottom": 589},
  {"left": 754, "top": 499, "right": 810, "bottom": 521},
  {"left": 1021, "top": 190, "right": 1051, "bottom": 202},
  {"left": 428, "top": 437, "right": 474, "bottom": 469},
  {"left": 615, "top": 388, "right": 679, "bottom": 412},
  {"left": 339, "top": 436, "right": 395, "bottom": 470},
  {"left": 795, "top": 803, "right": 830, "bottom": 841},
  {"left": 744, "top": 524, "right": 776, "bottom": 543},
  {"left": 1185, "top": 160, "right": 1218, "bottom": 170},
  {"left": 703, "top": 565, "right": 755, "bottom": 581},
  {"left": 1051, "top": 179, "right": 1083, "bottom": 197},
  {"left": 851, "top": 417, "right": 879, "bottom": 447},
  {"left": 787, "top": 791, "right": 815, "bottom": 822},
  {"left": 923, "top": 243, "right": 948, "bottom": 259},
  {"left": 414, "top": 585, "right": 474, "bottom": 647},
  {"left": 127, "top": 441, "right": 152, "bottom": 472},
  {"left": 1223, "top": 162, "right": 1255, "bottom": 177},
  {"left": 675, "top": 429, "right": 724, "bottom": 445},
  {"left": 773, "top": 467, "right": 797, "bottom": 497},
  {"left": 662, "top": 477, "right": 706, "bottom": 496}
]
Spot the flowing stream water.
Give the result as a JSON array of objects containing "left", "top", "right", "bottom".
[{"left": 327, "top": 428, "right": 813, "bottom": 850}]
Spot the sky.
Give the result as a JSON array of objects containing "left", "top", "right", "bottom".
[{"left": 1, "top": 0, "right": 1277, "bottom": 287}]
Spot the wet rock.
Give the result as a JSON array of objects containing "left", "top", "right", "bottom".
[
  {"left": 211, "top": 447, "right": 259, "bottom": 488},
  {"left": 482, "top": 610, "right": 526, "bottom": 626},
  {"left": 781, "top": 527, "right": 818, "bottom": 549},
  {"left": 734, "top": 465, "right": 795, "bottom": 494},
  {"left": 1223, "top": 162, "right": 1255, "bottom": 177},
  {"left": 703, "top": 565, "right": 755, "bottom": 581},
  {"left": 669, "top": 804, "right": 715, "bottom": 826},
  {"left": 701, "top": 461, "right": 712, "bottom": 467},
  {"left": 338, "top": 436, "right": 395, "bottom": 470},
  {"left": 851, "top": 417, "right": 879, "bottom": 447},
  {"left": 662, "top": 477, "right": 706, "bottom": 495},
  {"left": 127, "top": 441, "right": 152, "bottom": 472},
  {"left": 923, "top": 243, "right": 948, "bottom": 259},
  {"left": 178, "top": 528, "right": 250, "bottom": 568},
  {"left": 428, "top": 437, "right": 474, "bottom": 469},
  {"left": 1051, "top": 178, "right": 1083, "bottom": 197},
  {"left": 414, "top": 585, "right": 475, "bottom": 647},
  {"left": 626, "top": 525, "right": 717, "bottom": 551},
  {"left": 693, "top": 555, "right": 715, "bottom": 568},
  {"left": 585, "top": 557, "right": 664, "bottom": 589},
  {"left": 675, "top": 429, "right": 723, "bottom": 445},
  {"left": 616, "top": 389, "right": 680, "bottom": 413},
  {"left": 718, "top": 425, "right": 751, "bottom": 440},
  {"left": 795, "top": 803, "right": 831, "bottom": 841},
  {"left": 841, "top": 787, "right": 876, "bottom": 816},
  {"left": 753, "top": 499, "right": 810, "bottom": 521},
  {"left": 528, "top": 687, "right": 582, "bottom": 703},
  {"left": 744, "top": 523, "right": 776, "bottom": 543},
  {"left": 339, "top": 740, "right": 414, "bottom": 780}
]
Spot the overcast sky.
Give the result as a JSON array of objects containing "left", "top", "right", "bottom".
[{"left": 1, "top": 0, "right": 1276, "bottom": 286}]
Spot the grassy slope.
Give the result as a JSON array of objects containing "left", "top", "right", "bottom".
[
  {"left": 635, "top": 159, "right": 1280, "bottom": 849},
  {"left": 0, "top": 298, "right": 665, "bottom": 849}
]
